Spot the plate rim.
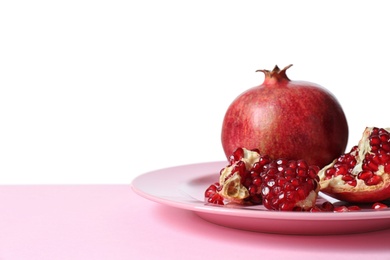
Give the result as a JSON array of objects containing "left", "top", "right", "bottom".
[{"left": 131, "top": 161, "right": 390, "bottom": 221}]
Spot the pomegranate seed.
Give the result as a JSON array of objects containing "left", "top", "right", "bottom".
[
  {"left": 370, "top": 136, "right": 381, "bottom": 146},
  {"left": 372, "top": 127, "right": 380, "bottom": 135},
  {"left": 371, "top": 145, "right": 379, "bottom": 153},
  {"left": 248, "top": 185, "right": 257, "bottom": 196},
  {"left": 308, "top": 166, "right": 320, "bottom": 179},
  {"left": 276, "top": 177, "right": 287, "bottom": 186},
  {"left": 252, "top": 177, "right": 262, "bottom": 186},
  {"left": 208, "top": 193, "right": 224, "bottom": 205},
  {"left": 297, "top": 160, "right": 308, "bottom": 169},
  {"left": 372, "top": 202, "right": 388, "bottom": 209},
  {"left": 321, "top": 202, "right": 335, "bottom": 212},
  {"left": 296, "top": 187, "right": 306, "bottom": 200},
  {"left": 276, "top": 158, "right": 288, "bottom": 165},
  {"left": 371, "top": 154, "right": 381, "bottom": 165},
  {"left": 346, "top": 180, "right": 357, "bottom": 187},
  {"left": 325, "top": 168, "right": 336, "bottom": 177},
  {"left": 262, "top": 186, "right": 270, "bottom": 196},
  {"left": 379, "top": 153, "right": 390, "bottom": 164},
  {"left": 347, "top": 205, "right": 361, "bottom": 211},
  {"left": 342, "top": 174, "right": 354, "bottom": 182},
  {"left": 258, "top": 155, "right": 271, "bottom": 167},
  {"left": 334, "top": 165, "right": 348, "bottom": 176},
  {"left": 287, "top": 160, "right": 298, "bottom": 169},
  {"left": 358, "top": 170, "right": 373, "bottom": 181},
  {"left": 230, "top": 148, "right": 244, "bottom": 164},
  {"left": 334, "top": 206, "right": 349, "bottom": 212},
  {"left": 251, "top": 162, "right": 261, "bottom": 172},
  {"left": 380, "top": 133, "right": 389, "bottom": 142},
  {"left": 310, "top": 206, "right": 322, "bottom": 212},
  {"left": 384, "top": 162, "right": 390, "bottom": 173},
  {"left": 366, "top": 175, "right": 382, "bottom": 186},
  {"left": 362, "top": 156, "right": 379, "bottom": 171},
  {"left": 381, "top": 142, "right": 390, "bottom": 152},
  {"left": 204, "top": 183, "right": 219, "bottom": 197}
]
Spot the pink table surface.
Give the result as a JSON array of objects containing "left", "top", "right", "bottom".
[{"left": 0, "top": 185, "right": 389, "bottom": 260}]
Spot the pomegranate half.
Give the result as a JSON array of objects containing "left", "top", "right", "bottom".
[
  {"left": 318, "top": 127, "right": 390, "bottom": 203},
  {"left": 221, "top": 65, "right": 349, "bottom": 168}
]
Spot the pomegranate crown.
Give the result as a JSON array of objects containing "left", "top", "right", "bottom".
[{"left": 256, "top": 64, "right": 292, "bottom": 81}]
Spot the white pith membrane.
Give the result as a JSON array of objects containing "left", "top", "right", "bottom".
[
  {"left": 318, "top": 127, "right": 390, "bottom": 202},
  {"left": 219, "top": 148, "right": 259, "bottom": 201},
  {"left": 218, "top": 148, "right": 319, "bottom": 210}
]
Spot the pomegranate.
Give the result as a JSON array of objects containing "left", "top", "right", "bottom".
[
  {"left": 205, "top": 148, "right": 320, "bottom": 211},
  {"left": 221, "top": 65, "right": 349, "bottom": 168},
  {"left": 318, "top": 127, "right": 390, "bottom": 203}
]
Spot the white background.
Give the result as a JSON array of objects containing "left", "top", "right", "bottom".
[{"left": 0, "top": 0, "right": 389, "bottom": 184}]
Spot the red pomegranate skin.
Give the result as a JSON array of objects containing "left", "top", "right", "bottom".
[{"left": 221, "top": 65, "right": 349, "bottom": 168}]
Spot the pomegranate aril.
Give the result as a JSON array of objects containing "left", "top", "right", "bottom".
[
  {"left": 290, "top": 178, "right": 300, "bottom": 187},
  {"left": 362, "top": 158, "right": 379, "bottom": 171},
  {"left": 310, "top": 206, "right": 322, "bottom": 212},
  {"left": 248, "top": 185, "right": 257, "bottom": 196},
  {"left": 325, "top": 168, "right": 336, "bottom": 177},
  {"left": 205, "top": 183, "right": 219, "bottom": 197},
  {"left": 380, "top": 132, "right": 390, "bottom": 142},
  {"left": 381, "top": 142, "right": 390, "bottom": 152},
  {"left": 308, "top": 166, "right": 320, "bottom": 179},
  {"left": 280, "top": 202, "right": 295, "bottom": 211},
  {"left": 370, "top": 135, "right": 381, "bottom": 146},
  {"left": 385, "top": 163, "right": 390, "bottom": 173},
  {"left": 342, "top": 174, "right": 354, "bottom": 182},
  {"left": 284, "top": 167, "right": 295, "bottom": 177},
  {"left": 334, "top": 206, "right": 349, "bottom": 212},
  {"left": 297, "top": 160, "right": 308, "bottom": 169},
  {"left": 297, "top": 167, "right": 308, "bottom": 178},
  {"left": 321, "top": 201, "right": 334, "bottom": 212},
  {"left": 287, "top": 160, "right": 298, "bottom": 169},
  {"left": 207, "top": 193, "right": 224, "bottom": 205},
  {"left": 258, "top": 155, "right": 271, "bottom": 167},
  {"left": 334, "top": 165, "right": 348, "bottom": 176},
  {"left": 346, "top": 180, "right": 357, "bottom": 187},
  {"left": 366, "top": 175, "right": 382, "bottom": 186},
  {"left": 358, "top": 170, "right": 373, "bottom": 181},
  {"left": 229, "top": 147, "right": 244, "bottom": 164},
  {"left": 276, "top": 177, "right": 287, "bottom": 186},
  {"left": 251, "top": 162, "right": 262, "bottom": 172},
  {"left": 370, "top": 145, "right": 379, "bottom": 153},
  {"left": 296, "top": 187, "right": 306, "bottom": 200},
  {"left": 371, "top": 154, "right": 381, "bottom": 165},
  {"left": 276, "top": 158, "right": 289, "bottom": 165},
  {"left": 347, "top": 205, "right": 361, "bottom": 211},
  {"left": 372, "top": 202, "right": 388, "bottom": 209},
  {"left": 252, "top": 177, "right": 262, "bottom": 186},
  {"left": 380, "top": 153, "right": 390, "bottom": 163}
]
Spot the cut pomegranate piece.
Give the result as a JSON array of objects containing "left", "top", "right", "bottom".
[
  {"left": 318, "top": 127, "right": 390, "bottom": 203},
  {"left": 260, "top": 158, "right": 320, "bottom": 211},
  {"left": 205, "top": 148, "right": 320, "bottom": 211}
]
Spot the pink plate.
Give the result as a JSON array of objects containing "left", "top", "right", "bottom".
[{"left": 131, "top": 161, "right": 390, "bottom": 235}]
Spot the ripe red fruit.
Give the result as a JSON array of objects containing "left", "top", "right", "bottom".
[
  {"left": 319, "top": 127, "right": 390, "bottom": 203},
  {"left": 221, "top": 65, "right": 349, "bottom": 168}
]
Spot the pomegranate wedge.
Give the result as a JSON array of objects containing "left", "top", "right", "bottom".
[{"left": 318, "top": 127, "right": 390, "bottom": 203}]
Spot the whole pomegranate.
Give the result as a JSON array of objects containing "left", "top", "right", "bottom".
[
  {"left": 221, "top": 65, "right": 349, "bottom": 168},
  {"left": 319, "top": 127, "right": 390, "bottom": 203}
]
